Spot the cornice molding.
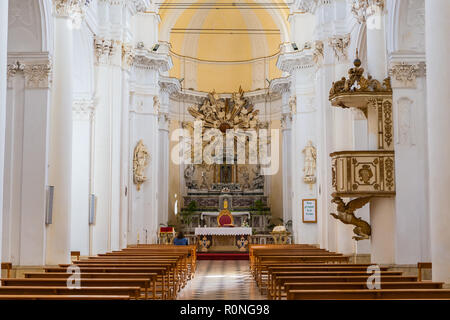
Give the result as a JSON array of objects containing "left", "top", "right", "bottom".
[
  {"left": 159, "top": 76, "right": 181, "bottom": 96},
  {"left": 276, "top": 49, "right": 316, "bottom": 73},
  {"left": 269, "top": 76, "right": 292, "bottom": 95},
  {"left": 170, "top": 88, "right": 281, "bottom": 105},
  {"left": 133, "top": 47, "right": 173, "bottom": 72}
]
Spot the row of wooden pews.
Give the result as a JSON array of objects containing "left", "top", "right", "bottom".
[
  {"left": 0, "top": 244, "right": 196, "bottom": 300},
  {"left": 249, "top": 244, "right": 450, "bottom": 300}
]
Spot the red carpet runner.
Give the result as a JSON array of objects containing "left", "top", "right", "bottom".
[{"left": 197, "top": 253, "right": 249, "bottom": 260}]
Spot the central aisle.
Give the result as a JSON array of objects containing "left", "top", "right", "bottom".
[{"left": 177, "top": 260, "right": 265, "bottom": 300}]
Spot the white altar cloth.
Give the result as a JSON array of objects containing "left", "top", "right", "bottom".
[{"left": 195, "top": 227, "right": 252, "bottom": 236}]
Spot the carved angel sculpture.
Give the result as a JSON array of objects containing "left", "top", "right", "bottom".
[{"left": 330, "top": 196, "right": 372, "bottom": 241}]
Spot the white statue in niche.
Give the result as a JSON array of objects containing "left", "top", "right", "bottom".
[
  {"left": 153, "top": 95, "right": 160, "bottom": 114},
  {"left": 133, "top": 139, "right": 150, "bottom": 191},
  {"left": 302, "top": 141, "right": 317, "bottom": 187},
  {"left": 289, "top": 95, "right": 297, "bottom": 114}
]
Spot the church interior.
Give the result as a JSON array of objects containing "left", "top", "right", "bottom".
[{"left": 1, "top": 0, "right": 450, "bottom": 303}]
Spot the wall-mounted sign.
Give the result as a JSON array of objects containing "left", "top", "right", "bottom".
[{"left": 302, "top": 199, "right": 317, "bottom": 223}]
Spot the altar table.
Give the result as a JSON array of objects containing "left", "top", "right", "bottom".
[{"left": 195, "top": 227, "right": 252, "bottom": 252}]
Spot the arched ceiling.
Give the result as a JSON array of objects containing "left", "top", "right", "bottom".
[{"left": 158, "top": 1, "right": 290, "bottom": 93}]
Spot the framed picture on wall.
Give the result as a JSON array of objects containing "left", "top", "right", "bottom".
[{"left": 302, "top": 199, "right": 317, "bottom": 223}]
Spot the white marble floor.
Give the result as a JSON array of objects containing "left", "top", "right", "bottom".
[{"left": 177, "top": 260, "right": 266, "bottom": 300}]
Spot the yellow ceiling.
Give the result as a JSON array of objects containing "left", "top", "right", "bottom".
[{"left": 158, "top": 0, "right": 289, "bottom": 93}]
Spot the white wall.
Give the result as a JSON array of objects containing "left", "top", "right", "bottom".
[
  {"left": 3, "top": 0, "right": 52, "bottom": 265},
  {"left": 0, "top": 0, "right": 9, "bottom": 265}
]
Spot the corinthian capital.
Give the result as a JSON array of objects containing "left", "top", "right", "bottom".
[
  {"left": 295, "top": 0, "right": 318, "bottom": 13},
  {"left": 388, "top": 62, "right": 426, "bottom": 88},
  {"left": 24, "top": 62, "right": 52, "bottom": 88},
  {"left": 328, "top": 34, "right": 350, "bottom": 62},
  {"left": 351, "top": 0, "right": 385, "bottom": 23},
  {"left": 53, "top": 0, "right": 91, "bottom": 26}
]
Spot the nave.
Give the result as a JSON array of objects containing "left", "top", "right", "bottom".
[{"left": 177, "top": 260, "right": 264, "bottom": 300}]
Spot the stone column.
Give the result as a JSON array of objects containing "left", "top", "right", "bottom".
[
  {"left": 281, "top": 112, "right": 293, "bottom": 227},
  {"left": 158, "top": 77, "right": 180, "bottom": 228},
  {"left": 158, "top": 114, "right": 170, "bottom": 227},
  {"left": 0, "top": 0, "right": 8, "bottom": 265},
  {"left": 365, "top": 3, "right": 387, "bottom": 81},
  {"left": 119, "top": 43, "right": 133, "bottom": 249},
  {"left": 389, "top": 61, "right": 429, "bottom": 264},
  {"left": 425, "top": 0, "right": 450, "bottom": 284},
  {"left": 128, "top": 44, "right": 172, "bottom": 244},
  {"left": 269, "top": 78, "right": 293, "bottom": 229},
  {"left": 328, "top": 34, "right": 355, "bottom": 255},
  {"left": 365, "top": 2, "right": 387, "bottom": 150},
  {"left": 277, "top": 49, "right": 319, "bottom": 244},
  {"left": 353, "top": 0, "right": 395, "bottom": 264},
  {"left": 46, "top": 0, "right": 88, "bottom": 265}
]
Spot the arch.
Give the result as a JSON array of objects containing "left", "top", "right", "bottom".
[
  {"left": 156, "top": 0, "right": 290, "bottom": 92},
  {"left": 8, "top": 0, "right": 44, "bottom": 52}
]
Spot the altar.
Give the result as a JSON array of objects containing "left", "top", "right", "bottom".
[{"left": 195, "top": 227, "right": 252, "bottom": 252}]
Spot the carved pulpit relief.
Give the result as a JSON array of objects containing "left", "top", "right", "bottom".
[
  {"left": 302, "top": 141, "right": 317, "bottom": 188},
  {"left": 133, "top": 139, "right": 150, "bottom": 191}
]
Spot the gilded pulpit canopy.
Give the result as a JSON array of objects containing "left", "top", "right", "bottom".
[{"left": 133, "top": 139, "right": 150, "bottom": 191}]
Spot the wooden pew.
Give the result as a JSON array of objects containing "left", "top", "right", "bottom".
[
  {"left": 23, "top": 273, "right": 155, "bottom": 299},
  {"left": 0, "top": 286, "right": 140, "bottom": 299},
  {"left": 254, "top": 255, "right": 350, "bottom": 288},
  {"left": 1, "top": 278, "right": 148, "bottom": 299},
  {"left": 250, "top": 244, "right": 450, "bottom": 301},
  {"left": 287, "top": 289, "right": 450, "bottom": 300},
  {"left": 0, "top": 246, "right": 195, "bottom": 300},
  {"left": 0, "top": 294, "right": 130, "bottom": 300},
  {"left": 97, "top": 251, "right": 193, "bottom": 282},
  {"left": 43, "top": 266, "right": 171, "bottom": 299},
  {"left": 63, "top": 261, "right": 181, "bottom": 297},
  {"left": 418, "top": 262, "right": 432, "bottom": 282},
  {"left": 1, "top": 263, "right": 12, "bottom": 278},
  {"left": 266, "top": 271, "right": 403, "bottom": 295},
  {"left": 266, "top": 265, "right": 390, "bottom": 296},
  {"left": 280, "top": 282, "right": 444, "bottom": 299}
]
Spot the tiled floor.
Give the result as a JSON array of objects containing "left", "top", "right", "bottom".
[{"left": 177, "top": 260, "right": 266, "bottom": 300}]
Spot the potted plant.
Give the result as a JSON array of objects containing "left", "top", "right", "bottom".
[{"left": 180, "top": 200, "right": 197, "bottom": 226}]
